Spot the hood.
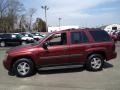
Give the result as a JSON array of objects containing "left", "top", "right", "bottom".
[{"left": 7, "top": 44, "right": 36, "bottom": 54}]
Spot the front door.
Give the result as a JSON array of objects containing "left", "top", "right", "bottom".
[{"left": 38, "top": 32, "right": 69, "bottom": 66}]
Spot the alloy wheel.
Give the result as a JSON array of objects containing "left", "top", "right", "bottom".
[
  {"left": 91, "top": 57, "right": 102, "bottom": 70},
  {"left": 17, "top": 62, "right": 30, "bottom": 76}
]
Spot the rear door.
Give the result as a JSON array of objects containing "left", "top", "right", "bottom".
[{"left": 68, "top": 31, "right": 89, "bottom": 64}]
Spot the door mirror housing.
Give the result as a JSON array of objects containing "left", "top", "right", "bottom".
[{"left": 42, "top": 42, "right": 48, "bottom": 49}]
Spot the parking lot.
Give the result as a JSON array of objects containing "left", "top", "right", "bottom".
[{"left": 0, "top": 43, "right": 120, "bottom": 90}]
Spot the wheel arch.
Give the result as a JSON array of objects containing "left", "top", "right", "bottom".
[
  {"left": 87, "top": 51, "right": 106, "bottom": 60},
  {"left": 11, "top": 55, "right": 36, "bottom": 70}
]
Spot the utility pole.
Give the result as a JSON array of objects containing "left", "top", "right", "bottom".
[
  {"left": 58, "top": 18, "right": 62, "bottom": 30},
  {"left": 41, "top": 5, "right": 49, "bottom": 32}
]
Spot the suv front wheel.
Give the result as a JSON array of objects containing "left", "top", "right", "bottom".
[
  {"left": 86, "top": 54, "right": 104, "bottom": 71},
  {"left": 13, "top": 58, "right": 35, "bottom": 77}
]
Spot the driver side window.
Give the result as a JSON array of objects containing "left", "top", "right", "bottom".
[{"left": 47, "top": 33, "right": 67, "bottom": 46}]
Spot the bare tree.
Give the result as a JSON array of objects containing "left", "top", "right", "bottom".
[
  {"left": 8, "top": 0, "right": 24, "bottom": 31},
  {"left": 19, "top": 14, "right": 26, "bottom": 31},
  {"left": 0, "top": 0, "right": 24, "bottom": 32},
  {"left": 0, "top": 0, "right": 25, "bottom": 33},
  {"left": 0, "top": 0, "right": 8, "bottom": 18},
  {"left": 28, "top": 8, "right": 36, "bottom": 32},
  {"left": 0, "top": 0, "right": 8, "bottom": 32}
]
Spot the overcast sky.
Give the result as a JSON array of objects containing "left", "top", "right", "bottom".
[{"left": 21, "top": 0, "right": 120, "bottom": 27}]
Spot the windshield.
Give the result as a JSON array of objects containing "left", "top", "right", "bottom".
[
  {"left": 17, "top": 34, "right": 23, "bottom": 38},
  {"left": 29, "top": 34, "right": 34, "bottom": 37},
  {"left": 21, "top": 33, "right": 34, "bottom": 37},
  {"left": 13, "top": 34, "right": 23, "bottom": 39},
  {"left": 31, "top": 33, "right": 51, "bottom": 45}
]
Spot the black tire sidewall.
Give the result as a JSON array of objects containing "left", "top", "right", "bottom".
[
  {"left": 13, "top": 58, "right": 34, "bottom": 77},
  {"left": 87, "top": 54, "right": 104, "bottom": 71}
]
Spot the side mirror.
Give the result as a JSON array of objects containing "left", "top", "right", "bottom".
[{"left": 42, "top": 42, "right": 48, "bottom": 49}]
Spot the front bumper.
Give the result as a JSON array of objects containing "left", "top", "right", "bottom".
[
  {"left": 3, "top": 59, "right": 9, "bottom": 70},
  {"left": 3, "top": 54, "right": 11, "bottom": 71}
]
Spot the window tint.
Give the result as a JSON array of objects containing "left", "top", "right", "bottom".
[
  {"left": 112, "top": 27, "right": 117, "bottom": 30},
  {"left": 28, "top": 34, "right": 33, "bottom": 37},
  {"left": 16, "top": 34, "right": 22, "bottom": 38},
  {"left": 71, "top": 32, "right": 88, "bottom": 44},
  {"left": 90, "top": 30, "right": 111, "bottom": 42}
]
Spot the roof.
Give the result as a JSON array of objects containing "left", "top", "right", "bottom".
[{"left": 51, "top": 28, "right": 102, "bottom": 33}]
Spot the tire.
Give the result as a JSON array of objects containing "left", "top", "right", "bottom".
[
  {"left": 13, "top": 58, "right": 35, "bottom": 77},
  {"left": 86, "top": 54, "right": 104, "bottom": 71},
  {"left": 21, "top": 41, "right": 26, "bottom": 45},
  {"left": 0, "top": 41, "right": 5, "bottom": 47}
]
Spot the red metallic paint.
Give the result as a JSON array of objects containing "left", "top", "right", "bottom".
[{"left": 3, "top": 29, "right": 117, "bottom": 71}]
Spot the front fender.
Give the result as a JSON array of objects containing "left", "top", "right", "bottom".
[{"left": 9, "top": 51, "right": 35, "bottom": 66}]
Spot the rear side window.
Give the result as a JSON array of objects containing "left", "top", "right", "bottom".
[
  {"left": 71, "top": 32, "right": 88, "bottom": 44},
  {"left": 90, "top": 30, "right": 111, "bottom": 42}
]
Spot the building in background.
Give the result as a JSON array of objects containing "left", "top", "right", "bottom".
[
  {"left": 48, "top": 26, "right": 80, "bottom": 32},
  {"left": 104, "top": 24, "right": 120, "bottom": 35}
]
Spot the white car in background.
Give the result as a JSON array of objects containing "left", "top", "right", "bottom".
[
  {"left": 20, "top": 33, "right": 34, "bottom": 41},
  {"left": 32, "top": 32, "right": 44, "bottom": 41}
]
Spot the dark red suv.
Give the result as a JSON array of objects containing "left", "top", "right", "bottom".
[{"left": 3, "top": 28, "right": 117, "bottom": 77}]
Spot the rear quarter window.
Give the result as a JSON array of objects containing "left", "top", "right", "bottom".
[{"left": 89, "top": 30, "right": 111, "bottom": 42}]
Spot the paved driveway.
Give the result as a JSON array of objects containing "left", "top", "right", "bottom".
[{"left": 0, "top": 46, "right": 120, "bottom": 90}]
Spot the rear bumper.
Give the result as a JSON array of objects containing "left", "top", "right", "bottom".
[{"left": 107, "top": 52, "right": 117, "bottom": 61}]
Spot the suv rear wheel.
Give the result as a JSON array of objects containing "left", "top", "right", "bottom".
[
  {"left": 86, "top": 54, "right": 104, "bottom": 71},
  {"left": 13, "top": 58, "right": 35, "bottom": 77}
]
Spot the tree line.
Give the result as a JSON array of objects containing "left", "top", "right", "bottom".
[{"left": 0, "top": 0, "right": 46, "bottom": 33}]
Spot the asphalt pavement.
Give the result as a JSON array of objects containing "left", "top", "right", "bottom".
[{"left": 0, "top": 45, "right": 120, "bottom": 90}]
